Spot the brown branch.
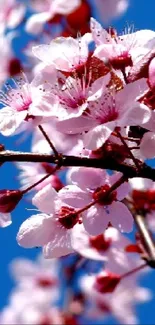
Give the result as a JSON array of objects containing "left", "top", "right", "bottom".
[
  {"left": 135, "top": 214, "right": 155, "bottom": 268},
  {"left": 0, "top": 150, "right": 155, "bottom": 180}
]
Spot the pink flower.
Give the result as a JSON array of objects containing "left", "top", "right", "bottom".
[
  {"left": 0, "top": 74, "right": 55, "bottom": 136},
  {"left": 81, "top": 273, "right": 151, "bottom": 325},
  {"left": 56, "top": 78, "right": 150, "bottom": 149},
  {"left": 17, "top": 184, "right": 85, "bottom": 258},
  {"left": 10, "top": 254, "right": 58, "bottom": 292},
  {"left": 91, "top": 18, "right": 155, "bottom": 78},
  {"left": 26, "top": 0, "right": 81, "bottom": 34},
  {"left": 72, "top": 226, "right": 132, "bottom": 262},
  {"left": 32, "top": 34, "right": 91, "bottom": 72},
  {"left": 140, "top": 131, "right": 155, "bottom": 158},
  {"left": 65, "top": 167, "right": 133, "bottom": 234}
]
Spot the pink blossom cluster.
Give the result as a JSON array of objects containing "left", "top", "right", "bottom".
[{"left": 1, "top": 0, "right": 155, "bottom": 324}]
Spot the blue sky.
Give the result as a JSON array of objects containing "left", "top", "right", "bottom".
[{"left": 0, "top": 0, "right": 155, "bottom": 323}]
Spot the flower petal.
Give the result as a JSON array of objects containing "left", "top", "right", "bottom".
[
  {"left": 82, "top": 205, "right": 109, "bottom": 235},
  {"left": 43, "top": 226, "right": 74, "bottom": 258},
  {"left": 0, "top": 213, "right": 12, "bottom": 227},
  {"left": 140, "top": 131, "right": 155, "bottom": 159},
  {"left": 109, "top": 201, "right": 133, "bottom": 233},
  {"left": 68, "top": 167, "right": 107, "bottom": 190},
  {"left": 84, "top": 123, "right": 115, "bottom": 149},
  {"left": 58, "top": 185, "right": 91, "bottom": 208},
  {"left": 17, "top": 214, "right": 54, "bottom": 248},
  {"left": 32, "top": 184, "right": 58, "bottom": 214},
  {"left": 0, "top": 107, "right": 27, "bottom": 136}
]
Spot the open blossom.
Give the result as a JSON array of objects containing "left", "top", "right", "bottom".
[
  {"left": 91, "top": 18, "right": 155, "bottom": 74},
  {"left": 72, "top": 226, "right": 137, "bottom": 264},
  {"left": 56, "top": 77, "right": 150, "bottom": 149},
  {"left": 17, "top": 184, "right": 86, "bottom": 258},
  {"left": 81, "top": 273, "right": 151, "bottom": 325},
  {"left": 32, "top": 34, "right": 91, "bottom": 72},
  {"left": 10, "top": 254, "right": 59, "bottom": 292},
  {"left": 26, "top": 0, "right": 81, "bottom": 34},
  {"left": 0, "top": 254, "right": 61, "bottom": 324},
  {"left": 0, "top": 74, "right": 56, "bottom": 136},
  {"left": 65, "top": 167, "right": 133, "bottom": 234}
]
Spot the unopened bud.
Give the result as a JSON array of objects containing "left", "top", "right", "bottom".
[
  {"left": 0, "top": 190, "right": 23, "bottom": 213},
  {"left": 95, "top": 272, "right": 120, "bottom": 293}
]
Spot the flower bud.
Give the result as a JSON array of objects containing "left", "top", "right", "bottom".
[
  {"left": 95, "top": 272, "right": 120, "bottom": 293},
  {"left": 0, "top": 190, "right": 23, "bottom": 213}
]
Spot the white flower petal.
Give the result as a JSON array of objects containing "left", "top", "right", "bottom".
[
  {"left": 58, "top": 185, "right": 91, "bottom": 208},
  {"left": 0, "top": 213, "right": 12, "bottom": 227},
  {"left": 109, "top": 201, "right": 133, "bottom": 233},
  {"left": 82, "top": 205, "right": 108, "bottom": 235},
  {"left": 43, "top": 226, "right": 74, "bottom": 258},
  {"left": 84, "top": 123, "right": 115, "bottom": 149},
  {"left": 32, "top": 184, "right": 58, "bottom": 214},
  {"left": 140, "top": 131, "right": 155, "bottom": 159},
  {"left": 17, "top": 214, "right": 54, "bottom": 248}
]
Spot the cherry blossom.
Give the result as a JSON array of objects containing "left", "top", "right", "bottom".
[
  {"left": 0, "top": 74, "right": 56, "bottom": 136},
  {"left": 91, "top": 18, "right": 155, "bottom": 76},
  {"left": 17, "top": 184, "right": 86, "bottom": 258},
  {"left": 26, "top": 0, "right": 81, "bottom": 34},
  {"left": 32, "top": 34, "right": 91, "bottom": 72},
  {"left": 65, "top": 167, "right": 133, "bottom": 234},
  {"left": 56, "top": 78, "right": 150, "bottom": 149},
  {"left": 81, "top": 274, "right": 151, "bottom": 325}
]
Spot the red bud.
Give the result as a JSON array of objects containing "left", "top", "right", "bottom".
[{"left": 0, "top": 190, "right": 23, "bottom": 213}]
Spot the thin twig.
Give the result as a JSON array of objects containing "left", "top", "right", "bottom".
[
  {"left": 38, "top": 124, "right": 59, "bottom": 158},
  {"left": 116, "top": 130, "right": 141, "bottom": 172}
]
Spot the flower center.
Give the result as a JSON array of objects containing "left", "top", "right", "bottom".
[
  {"left": 89, "top": 234, "right": 111, "bottom": 252},
  {"left": 37, "top": 277, "right": 56, "bottom": 288},
  {"left": 58, "top": 206, "right": 80, "bottom": 229},
  {"left": 110, "top": 52, "right": 133, "bottom": 70},
  {"left": 92, "top": 184, "right": 117, "bottom": 205}
]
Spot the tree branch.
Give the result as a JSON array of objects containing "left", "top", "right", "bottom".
[{"left": 0, "top": 150, "right": 154, "bottom": 180}]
